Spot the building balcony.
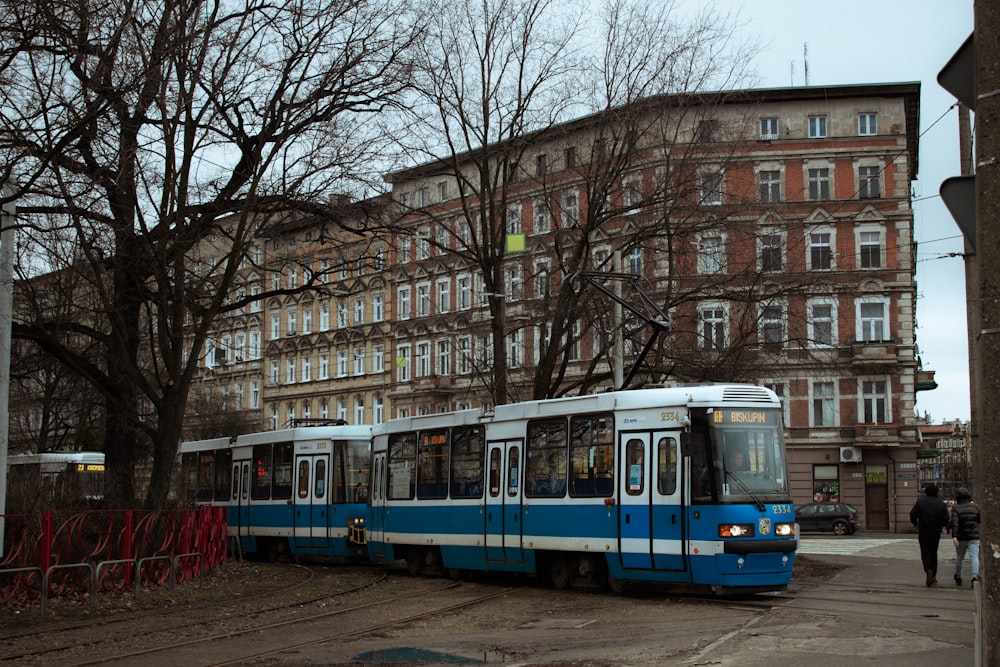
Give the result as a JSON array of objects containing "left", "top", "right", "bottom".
[
  {"left": 850, "top": 423, "right": 900, "bottom": 445},
  {"left": 850, "top": 342, "right": 899, "bottom": 370}
]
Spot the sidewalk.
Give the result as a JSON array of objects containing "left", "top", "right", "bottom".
[{"left": 689, "top": 533, "right": 978, "bottom": 666}]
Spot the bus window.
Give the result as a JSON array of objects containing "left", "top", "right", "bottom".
[{"left": 450, "top": 426, "right": 485, "bottom": 499}]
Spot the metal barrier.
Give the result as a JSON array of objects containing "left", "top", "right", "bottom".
[{"left": 1, "top": 506, "right": 227, "bottom": 612}]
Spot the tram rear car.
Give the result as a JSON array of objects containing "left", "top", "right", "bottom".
[
  {"left": 367, "top": 384, "right": 797, "bottom": 594},
  {"left": 177, "top": 425, "right": 372, "bottom": 561}
]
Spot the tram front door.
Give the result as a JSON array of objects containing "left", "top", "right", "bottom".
[
  {"left": 292, "top": 453, "right": 331, "bottom": 550},
  {"left": 484, "top": 440, "right": 525, "bottom": 565}
]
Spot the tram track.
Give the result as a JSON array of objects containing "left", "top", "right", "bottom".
[
  {"left": 77, "top": 581, "right": 518, "bottom": 666},
  {"left": 0, "top": 563, "right": 388, "bottom": 664}
]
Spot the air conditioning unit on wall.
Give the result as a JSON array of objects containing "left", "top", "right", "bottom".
[{"left": 840, "top": 446, "right": 862, "bottom": 463}]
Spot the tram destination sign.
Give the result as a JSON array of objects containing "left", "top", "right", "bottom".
[{"left": 712, "top": 409, "right": 779, "bottom": 425}]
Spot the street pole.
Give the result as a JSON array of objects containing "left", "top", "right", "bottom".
[
  {"left": 0, "top": 187, "right": 15, "bottom": 558},
  {"left": 974, "top": 2, "right": 1000, "bottom": 663}
]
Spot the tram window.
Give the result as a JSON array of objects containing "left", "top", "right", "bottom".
[
  {"left": 231, "top": 463, "right": 240, "bottom": 501},
  {"left": 418, "top": 429, "right": 449, "bottom": 499},
  {"left": 252, "top": 445, "right": 273, "bottom": 500},
  {"left": 196, "top": 452, "right": 214, "bottom": 502},
  {"left": 180, "top": 452, "right": 199, "bottom": 503},
  {"left": 298, "top": 460, "right": 310, "bottom": 499},
  {"left": 213, "top": 449, "right": 233, "bottom": 502},
  {"left": 273, "top": 443, "right": 294, "bottom": 500},
  {"left": 315, "top": 459, "right": 326, "bottom": 499},
  {"left": 344, "top": 439, "right": 370, "bottom": 503},
  {"left": 241, "top": 462, "right": 250, "bottom": 499},
  {"left": 489, "top": 449, "right": 501, "bottom": 497},
  {"left": 507, "top": 447, "right": 520, "bottom": 497},
  {"left": 450, "top": 426, "right": 485, "bottom": 499},
  {"left": 625, "top": 439, "right": 644, "bottom": 495},
  {"left": 657, "top": 437, "right": 678, "bottom": 495},
  {"left": 569, "top": 414, "right": 613, "bottom": 497},
  {"left": 387, "top": 432, "right": 417, "bottom": 500},
  {"left": 526, "top": 418, "right": 567, "bottom": 497}
]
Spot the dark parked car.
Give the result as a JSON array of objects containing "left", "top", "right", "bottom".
[{"left": 795, "top": 502, "right": 861, "bottom": 536}]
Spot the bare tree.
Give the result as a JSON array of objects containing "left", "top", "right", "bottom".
[{"left": 0, "top": 0, "right": 421, "bottom": 506}]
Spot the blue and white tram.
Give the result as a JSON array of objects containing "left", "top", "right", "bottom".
[
  {"left": 177, "top": 424, "right": 372, "bottom": 561},
  {"left": 367, "top": 384, "right": 797, "bottom": 594}
]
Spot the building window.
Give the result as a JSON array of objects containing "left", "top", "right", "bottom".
[
  {"left": 270, "top": 360, "right": 280, "bottom": 384},
  {"left": 534, "top": 260, "right": 550, "bottom": 299},
  {"left": 622, "top": 177, "right": 642, "bottom": 211},
  {"left": 250, "top": 381, "right": 260, "bottom": 409},
  {"left": 396, "top": 345, "right": 411, "bottom": 382},
  {"left": 337, "top": 300, "right": 349, "bottom": 327},
  {"left": 373, "top": 345, "right": 384, "bottom": 372},
  {"left": 808, "top": 115, "right": 827, "bottom": 138},
  {"left": 398, "top": 286, "right": 411, "bottom": 320},
  {"left": 416, "top": 230, "right": 430, "bottom": 260},
  {"left": 337, "top": 349, "right": 348, "bottom": 377},
  {"left": 320, "top": 401, "right": 329, "bottom": 420},
  {"left": 861, "top": 379, "right": 888, "bottom": 423},
  {"left": 760, "top": 303, "right": 784, "bottom": 346},
  {"left": 437, "top": 181, "right": 448, "bottom": 201},
  {"left": 354, "top": 347, "right": 365, "bottom": 375},
  {"left": 759, "top": 170, "right": 781, "bottom": 203},
  {"left": 859, "top": 229, "right": 882, "bottom": 268},
  {"left": 373, "top": 292, "right": 384, "bottom": 322},
  {"left": 458, "top": 275, "right": 472, "bottom": 310},
  {"left": 627, "top": 247, "right": 643, "bottom": 276},
  {"left": 507, "top": 203, "right": 522, "bottom": 234},
  {"left": 286, "top": 357, "right": 296, "bottom": 384},
  {"left": 760, "top": 117, "right": 779, "bottom": 140},
  {"left": 858, "top": 300, "right": 888, "bottom": 342},
  {"left": 398, "top": 237, "right": 410, "bottom": 264},
  {"left": 416, "top": 282, "right": 430, "bottom": 316},
  {"left": 437, "top": 340, "right": 451, "bottom": 376},
  {"left": 354, "top": 397, "right": 365, "bottom": 424},
  {"left": 506, "top": 263, "right": 523, "bottom": 300},
  {"left": 354, "top": 297, "right": 365, "bottom": 324},
  {"left": 301, "top": 356, "right": 312, "bottom": 382},
  {"left": 758, "top": 233, "right": 783, "bottom": 273},
  {"left": 436, "top": 278, "right": 450, "bottom": 313},
  {"left": 536, "top": 154, "right": 547, "bottom": 177},
  {"left": 458, "top": 336, "right": 472, "bottom": 374},
  {"left": 808, "top": 168, "right": 831, "bottom": 200},
  {"left": 319, "top": 353, "right": 329, "bottom": 380},
  {"left": 808, "top": 300, "right": 837, "bottom": 347},
  {"left": 507, "top": 329, "right": 522, "bottom": 369},
  {"left": 417, "top": 186, "right": 430, "bottom": 208},
  {"left": 812, "top": 381, "right": 836, "bottom": 426},
  {"left": 812, "top": 465, "right": 840, "bottom": 502},
  {"left": 416, "top": 342, "right": 431, "bottom": 377},
  {"left": 561, "top": 192, "right": 579, "bottom": 225},
  {"left": 808, "top": 231, "right": 833, "bottom": 270},
  {"left": 698, "top": 235, "right": 725, "bottom": 274},
  {"left": 374, "top": 396, "right": 384, "bottom": 424},
  {"left": 700, "top": 170, "right": 723, "bottom": 205},
  {"left": 286, "top": 310, "right": 297, "bottom": 336},
  {"left": 564, "top": 145, "right": 576, "bottom": 169},
  {"left": 858, "top": 112, "right": 877, "bottom": 136},
  {"left": 270, "top": 313, "right": 280, "bottom": 339},
  {"left": 698, "top": 118, "right": 720, "bottom": 142},
  {"left": 319, "top": 302, "right": 330, "bottom": 331},
  {"left": 337, "top": 398, "right": 347, "bottom": 422},
  {"left": 700, "top": 304, "right": 726, "bottom": 350},
  {"left": 859, "top": 166, "right": 881, "bottom": 199},
  {"left": 534, "top": 201, "right": 550, "bottom": 234}
]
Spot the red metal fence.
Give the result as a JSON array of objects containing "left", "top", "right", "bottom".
[{"left": 0, "top": 506, "right": 228, "bottom": 610}]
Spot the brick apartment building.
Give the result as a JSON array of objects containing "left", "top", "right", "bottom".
[{"left": 178, "top": 82, "right": 930, "bottom": 531}]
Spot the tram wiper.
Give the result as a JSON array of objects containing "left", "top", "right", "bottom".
[{"left": 725, "top": 470, "right": 765, "bottom": 512}]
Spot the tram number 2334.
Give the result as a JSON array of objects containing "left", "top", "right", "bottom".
[{"left": 660, "top": 411, "right": 682, "bottom": 422}]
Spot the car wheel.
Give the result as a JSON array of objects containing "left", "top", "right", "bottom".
[{"left": 832, "top": 520, "right": 848, "bottom": 536}]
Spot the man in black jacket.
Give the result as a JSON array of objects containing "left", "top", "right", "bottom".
[
  {"left": 951, "top": 487, "right": 980, "bottom": 587},
  {"left": 910, "top": 484, "right": 950, "bottom": 586}
]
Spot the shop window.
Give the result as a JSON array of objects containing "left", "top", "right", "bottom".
[{"left": 813, "top": 464, "right": 840, "bottom": 502}]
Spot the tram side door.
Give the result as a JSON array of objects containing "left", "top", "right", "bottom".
[
  {"left": 484, "top": 440, "right": 525, "bottom": 565},
  {"left": 368, "top": 452, "right": 388, "bottom": 561},
  {"left": 292, "top": 453, "right": 331, "bottom": 550},
  {"left": 618, "top": 431, "right": 686, "bottom": 572},
  {"left": 235, "top": 457, "right": 251, "bottom": 551}
]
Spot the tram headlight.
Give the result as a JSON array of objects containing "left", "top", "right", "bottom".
[
  {"left": 775, "top": 522, "right": 796, "bottom": 537},
  {"left": 718, "top": 523, "right": 755, "bottom": 538}
]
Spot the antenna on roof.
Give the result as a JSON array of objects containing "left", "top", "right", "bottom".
[{"left": 803, "top": 43, "right": 809, "bottom": 86}]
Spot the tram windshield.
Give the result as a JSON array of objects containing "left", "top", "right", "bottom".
[{"left": 691, "top": 407, "right": 790, "bottom": 504}]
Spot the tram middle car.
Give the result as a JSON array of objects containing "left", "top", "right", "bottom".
[
  {"left": 367, "top": 384, "right": 797, "bottom": 594},
  {"left": 177, "top": 423, "right": 372, "bottom": 562}
]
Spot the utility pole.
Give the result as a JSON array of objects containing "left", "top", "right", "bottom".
[
  {"left": 0, "top": 187, "right": 15, "bottom": 558},
  {"left": 973, "top": 2, "right": 1000, "bottom": 663}
]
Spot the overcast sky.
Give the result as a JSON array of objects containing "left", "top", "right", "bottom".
[{"left": 722, "top": 0, "right": 974, "bottom": 423}]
